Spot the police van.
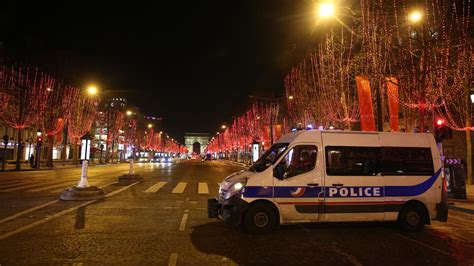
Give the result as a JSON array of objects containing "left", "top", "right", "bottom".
[{"left": 208, "top": 130, "right": 448, "bottom": 233}]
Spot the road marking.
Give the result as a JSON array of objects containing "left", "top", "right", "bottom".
[
  {"left": 396, "top": 233, "right": 450, "bottom": 256},
  {"left": 145, "top": 181, "right": 167, "bottom": 193},
  {"left": 0, "top": 180, "right": 70, "bottom": 193},
  {"left": 0, "top": 182, "right": 118, "bottom": 225},
  {"left": 0, "top": 200, "right": 59, "bottom": 225},
  {"left": 0, "top": 180, "right": 24, "bottom": 186},
  {"left": 0, "top": 181, "right": 139, "bottom": 240},
  {"left": 179, "top": 210, "right": 189, "bottom": 231},
  {"left": 28, "top": 181, "right": 77, "bottom": 192},
  {"left": 0, "top": 181, "right": 32, "bottom": 189},
  {"left": 172, "top": 182, "right": 187, "bottom": 194},
  {"left": 449, "top": 215, "right": 474, "bottom": 225},
  {"left": 50, "top": 181, "right": 117, "bottom": 193},
  {"left": 198, "top": 183, "right": 209, "bottom": 194},
  {"left": 331, "top": 244, "right": 362, "bottom": 266},
  {"left": 168, "top": 253, "right": 178, "bottom": 266}
]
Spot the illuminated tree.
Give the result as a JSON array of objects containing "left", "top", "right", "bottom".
[
  {"left": 105, "top": 108, "right": 124, "bottom": 163},
  {"left": 41, "top": 83, "right": 70, "bottom": 167},
  {"left": 0, "top": 65, "right": 50, "bottom": 169},
  {"left": 66, "top": 88, "right": 98, "bottom": 164}
]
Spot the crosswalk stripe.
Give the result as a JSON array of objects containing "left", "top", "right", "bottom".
[
  {"left": 0, "top": 180, "right": 24, "bottom": 186},
  {"left": 0, "top": 181, "right": 71, "bottom": 193},
  {"left": 198, "top": 183, "right": 209, "bottom": 194},
  {"left": 171, "top": 182, "right": 187, "bottom": 194},
  {"left": 0, "top": 182, "right": 32, "bottom": 190},
  {"left": 28, "top": 181, "right": 77, "bottom": 192},
  {"left": 145, "top": 181, "right": 167, "bottom": 193}
]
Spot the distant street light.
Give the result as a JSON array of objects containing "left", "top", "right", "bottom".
[
  {"left": 318, "top": 2, "right": 335, "bottom": 18},
  {"left": 148, "top": 124, "right": 153, "bottom": 129},
  {"left": 408, "top": 10, "right": 423, "bottom": 23},
  {"left": 87, "top": 85, "right": 98, "bottom": 95},
  {"left": 126, "top": 110, "right": 133, "bottom": 116},
  {"left": 288, "top": 95, "right": 294, "bottom": 100},
  {"left": 221, "top": 125, "right": 226, "bottom": 129}
]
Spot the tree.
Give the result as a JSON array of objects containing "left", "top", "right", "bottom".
[
  {"left": 41, "top": 82, "right": 69, "bottom": 167},
  {"left": 0, "top": 65, "right": 50, "bottom": 169},
  {"left": 66, "top": 88, "right": 98, "bottom": 164}
]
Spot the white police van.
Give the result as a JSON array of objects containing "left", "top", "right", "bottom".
[{"left": 208, "top": 130, "right": 448, "bottom": 233}]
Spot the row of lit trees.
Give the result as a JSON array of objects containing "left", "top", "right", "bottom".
[
  {"left": 284, "top": 0, "right": 472, "bottom": 182},
  {"left": 206, "top": 102, "right": 288, "bottom": 162},
  {"left": 0, "top": 64, "right": 184, "bottom": 170}
]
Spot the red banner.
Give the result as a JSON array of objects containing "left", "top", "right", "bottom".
[
  {"left": 356, "top": 76, "right": 376, "bottom": 131},
  {"left": 385, "top": 77, "right": 399, "bottom": 132}
]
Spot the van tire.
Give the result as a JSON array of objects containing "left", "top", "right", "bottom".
[
  {"left": 398, "top": 203, "right": 426, "bottom": 232},
  {"left": 243, "top": 203, "right": 277, "bottom": 234}
]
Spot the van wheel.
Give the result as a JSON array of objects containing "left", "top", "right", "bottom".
[
  {"left": 243, "top": 203, "right": 277, "bottom": 234},
  {"left": 398, "top": 204, "right": 426, "bottom": 232}
]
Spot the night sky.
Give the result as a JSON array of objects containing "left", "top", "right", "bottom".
[{"left": 1, "top": 1, "right": 322, "bottom": 142}]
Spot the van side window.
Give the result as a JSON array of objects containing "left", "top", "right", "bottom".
[
  {"left": 325, "top": 146, "right": 379, "bottom": 176},
  {"left": 278, "top": 145, "right": 318, "bottom": 179},
  {"left": 380, "top": 147, "right": 434, "bottom": 175}
]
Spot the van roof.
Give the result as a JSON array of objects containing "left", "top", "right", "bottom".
[{"left": 276, "top": 130, "right": 434, "bottom": 146}]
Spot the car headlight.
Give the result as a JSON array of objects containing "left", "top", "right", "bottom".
[{"left": 223, "top": 179, "right": 247, "bottom": 200}]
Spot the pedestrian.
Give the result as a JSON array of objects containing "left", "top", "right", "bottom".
[{"left": 29, "top": 154, "right": 35, "bottom": 168}]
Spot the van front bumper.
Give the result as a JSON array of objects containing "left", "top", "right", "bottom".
[{"left": 208, "top": 196, "right": 248, "bottom": 226}]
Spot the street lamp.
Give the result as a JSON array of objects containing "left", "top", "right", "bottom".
[
  {"left": 35, "top": 130, "right": 43, "bottom": 169},
  {"left": 408, "top": 10, "right": 423, "bottom": 24},
  {"left": 126, "top": 110, "right": 133, "bottom": 116},
  {"left": 78, "top": 132, "right": 93, "bottom": 188},
  {"left": 148, "top": 123, "right": 153, "bottom": 129},
  {"left": 318, "top": 2, "right": 335, "bottom": 19},
  {"left": 60, "top": 132, "right": 105, "bottom": 200},
  {"left": 288, "top": 95, "right": 294, "bottom": 100},
  {"left": 87, "top": 85, "right": 98, "bottom": 96},
  {"left": 2, "top": 135, "right": 9, "bottom": 171},
  {"left": 221, "top": 125, "right": 226, "bottom": 129}
]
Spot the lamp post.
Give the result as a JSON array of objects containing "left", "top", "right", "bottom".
[
  {"left": 60, "top": 132, "right": 105, "bottom": 200},
  {"left": 78, "top": 132, "right": 92, "bottom": 188},
  {"left": 2, "top": 135, "right": 8, "bottom": 171},
  {"left": 27, "top": 137, "right": 33, "bottom": 167},
  {"left": 36, "top": 130, "right": 43, "bottom": 170}
]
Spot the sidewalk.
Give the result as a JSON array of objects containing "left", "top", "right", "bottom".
[
  {"left": 221, "top": 159, "right": 249, "bottom": 168},
  {"left": 1, "top": 160, "right": 118, "bottom": 172},
  {"left": 448, "top": 184, "right": 474, "bottom": 214}
]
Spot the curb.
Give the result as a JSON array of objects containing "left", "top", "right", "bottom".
[
  {"left": 221, "top": 160, "right": 248, "bottom": 167},
  {"left": 448, "top": 205, "right": 474, "bottom": 215}
]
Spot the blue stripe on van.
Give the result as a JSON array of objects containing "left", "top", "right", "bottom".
[
  {"left": 384, "top": 169, "right": 441, "bottom": 197},
  {"left": 241, "top": 169, "right": 441, "bottom": 198}
]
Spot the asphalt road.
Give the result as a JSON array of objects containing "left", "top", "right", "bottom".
[{"left": 0, "top": 160, "right": 473, "bottom": 265}]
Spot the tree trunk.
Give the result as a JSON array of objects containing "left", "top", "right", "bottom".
[
  {"left": 15, "top": 129, "right": 23, "bottom": 170},
  {"left": 418, "top": 105, "right": 425, "bottom": 133},
  {"left": 466, "top": 126, "right": 472, "bottom": 185},
  {"left": 45, "top": 135, "right": 55, "bottom": 167},
  {"left": 62, "top": 126, "right": 68, "bottom": 166},
  {"left": 73, "top": 139, "right": 79, "bottom": 165}
]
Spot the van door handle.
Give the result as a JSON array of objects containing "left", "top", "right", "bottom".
[
  {"left": 307, "top": 183, "right": 319, "bottom": 187},
  {"left": 332, "top": 183, "right": 344, "bottom": 187}
]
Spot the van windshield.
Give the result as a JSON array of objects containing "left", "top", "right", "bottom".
[{"left": 249, "top": 143, "right": 289, "bottom": 172}]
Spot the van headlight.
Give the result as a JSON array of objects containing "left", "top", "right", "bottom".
[{"left": 223, "top": 179, "right": 247, "bottom": 200}]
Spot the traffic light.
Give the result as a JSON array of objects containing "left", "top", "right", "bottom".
[
  {"left": 434, "top": 118, "right": 450, "bottom": 143},
  {"left": 37, "top": 136, "right": 43, "bottom": 146}
]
